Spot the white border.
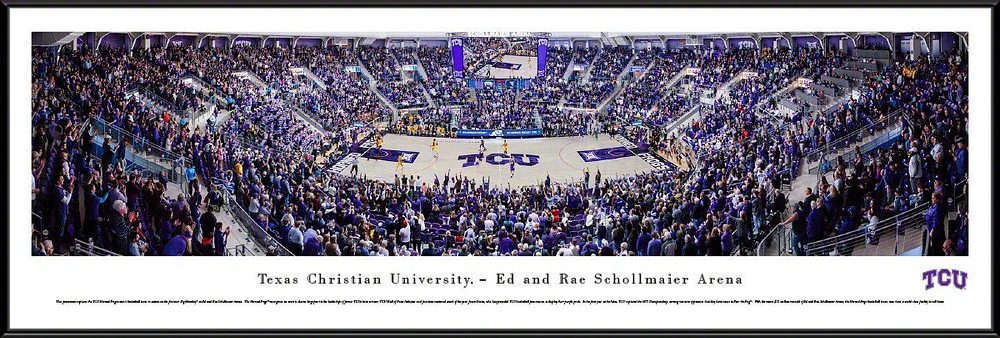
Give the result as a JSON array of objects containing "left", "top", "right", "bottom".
[{"left": 8, "top": 7, "right": 992, "bottom": 330}]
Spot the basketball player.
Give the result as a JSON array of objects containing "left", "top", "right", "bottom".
[
  {"left": 509, "top": 159, "right": 515, "bottom": 178},
  {"left": 431, "top": 139, "right": 438, "bottom": 159},
  {"left": 371, "top": 135, "right": 383, "bottom": 162},
  {"left": 395, "top": 154, "right": 404, "bottom": 172},
  {"left": 502, "top": 139, "right": 509, "bottom": 155},
  {"left": 477, "top": 138, "right": 487, "bottom": 166}
]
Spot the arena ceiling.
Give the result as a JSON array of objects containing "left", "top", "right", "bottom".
[{"left": 36, "top": 31, "right": 966, "bottom": 48}]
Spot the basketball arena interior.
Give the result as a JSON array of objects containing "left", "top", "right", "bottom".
[{"left": 29, "top": 31, "right": 969, "bottom": 257}]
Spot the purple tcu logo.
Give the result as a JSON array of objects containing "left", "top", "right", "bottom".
[
  {"left": 922, "top": 269, "right": 967, "bottom": 290},
  {"left": 577, "top": 147, "right": 635, "bottom": 163},
  {"left": 457, "top": 153, "right": 539, "bottom": 167},
  {"left": 363, "top": 148, "right": 419, "bottom": 163}
]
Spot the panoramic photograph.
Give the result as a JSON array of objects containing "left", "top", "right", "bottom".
[{"left": 29, "top": 31, "right": 969, "bottom": 257}]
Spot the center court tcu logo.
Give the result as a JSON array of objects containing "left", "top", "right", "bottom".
[
  {"left": 922, "top": 269, "right": 967, "bottom": 290},
  {"left": 458, "top": 153, "right": 539, "bottom": 167}
]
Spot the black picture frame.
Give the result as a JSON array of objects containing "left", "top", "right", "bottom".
[{"left": 2, "top": 1, "right": 996, "bottom": 337}]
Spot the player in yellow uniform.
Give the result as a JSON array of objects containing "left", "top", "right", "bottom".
[
  {"left": 431, "top": 139, "right": 438, "bottom": 159},
  {"left": 502, "top": 140, "right": 509, "bottom": 155},
  {"left": 395, "top": 154, "right": 404, "bottom": 172}
]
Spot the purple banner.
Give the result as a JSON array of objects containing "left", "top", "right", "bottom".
[
  {"left": 450, "top": 37, "right": 464, "bottom": 78},
  {"left": 702, "top": 38, "right": 725, "bottom": 51},
  {"left": 232, "top": 37, "right": 260, "bottom": 48},
  {"left": 213, "top": 36, "right": 229, "bottom": 49},
  {"left": 940, "top": 33, "right": 958, "bottom": 55},
  {"left": 862, "top": 34, "right": 890, "bottom": 50},
  {"left": 296, "top": 38, "right": 323, "bottom": 48},
  {"left": 149, "top": 34, "right": 166, "bottom": 48},
  {"left": 827, "top": 35, "right": 855, "bottom": 54},
  {"left": 99, "top": 33, "right": 126, "bottom": 49},
  {"left": 577, "top": 147, "right": 635, "bottom": 163},
  {"left": 666, "top": 39, "right": 685, "bottom": 50},
  {"left": 729, "top": 37, "right": 756, "bottom": 50},
  {"left": 362, "top": 148, "right": 419, "bottom": 163},
  {"left": 537, "top": 38, "right": 548, "bottom": 77},
  {"left": 793, "top": 36, "right": 821, "bottom": 51},
  {"left": 168, "top": 35, "right": 196, "bottom": 47}
]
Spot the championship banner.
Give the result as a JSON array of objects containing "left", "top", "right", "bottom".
[
  {"left": 450, "top": 37, "right": 464, "bottom": 78},
  {"left": 455, "top": 129, "right": 543, "bottom": 138},
  {"left": 537, "top": 38, "right": 548, "bottom": 77}
]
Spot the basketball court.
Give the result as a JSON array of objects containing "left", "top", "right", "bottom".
[
  {"left": 473, "top": 55, "right": 538, "bottom": 79},
  {"left": 329, "top": 133, "right": 677, "bottom": 187}
]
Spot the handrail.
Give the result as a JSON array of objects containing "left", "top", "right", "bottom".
[
  {"left": 807, "top": 125, "right": 902, "bottom": 176},
  {"left": 71, "top": 238, "right": 121, "bottom": 256},
  {"left": 83, "top": 118, "right": 190, "bottom": 187},
  {"left": 214, "top": 182, "right": 294, "bottom": 256},
  {"left": 804, "top": 110, "right": 902, "bottom": 163},
  {"left": 804, "top": 179, "right": 967, "bottom": 256},
  {"left": 183, "top": 74, "right": 232, "bottom": 110},
  {"left": 226, "top": 243, "right": 249, "bottom": 256},
  {"left": 135, "top": 85, "right": 178, "bottom": 111},
  {"left": 184, "top": 73, "right": 226, "bottom": 97},
  {"left": 756, "top": 221, "right": 789, "bottom": 256},
  {"left": 87, "top": 118, "right": 190, "bottom": 168},
  {"left": 807, "top": 201, "right": 930, "bottom": 253}
]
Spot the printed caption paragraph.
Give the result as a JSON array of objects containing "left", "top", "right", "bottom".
[{"left": 57, "top": 299, "right": 947, "bottom": 306}]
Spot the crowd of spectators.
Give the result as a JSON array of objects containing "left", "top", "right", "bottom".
[
  {"left": 31, "top": 40, "right": 969, "bottom": 257},
  {"left": 507, "top": 42, "right": 538, "bottom": 57},
  {"left": 389, "top": 107, "right": 454, "bottom": 137},
  {"left": 359, "top": 46, "right": 430, "bottom": 109},
  {"left": 588, "top": 46, "right": 633, "bottom": 81},
  {"left": 390, "top": 47, "right": 420, "bottom": 67},
  {"left": 418, "top": 46, "right": 471, "bottom": 105},
  {"left": 519, "top": 46, "right": 572, "bottom": 104},
  {"left": 777, "top": 51, "right": 968, "bottom": 256},
  {"left": 32, "top": 46, "right": 223, "bottom": 256},
  {"left": 302, "top": 46, "right": 390, "bottom": 134},
  {"left": 463, "top": 37, "right": 508, "bottom": 78}
]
